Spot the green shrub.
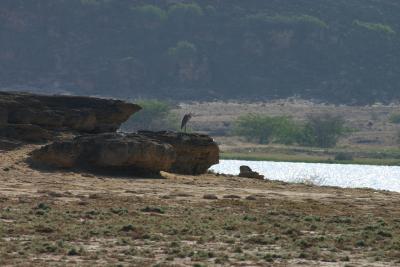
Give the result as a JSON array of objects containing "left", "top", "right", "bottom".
[
  {"left": 121, "top": 99, "right": 179, "bottom": 132},
  {"left": 334, "top": 152, "right": 353, "bottom": 161},
  {"left": 233, "top": 114, "right": 301, "bottom": 144},
  {"left": 299, "top": 114, "right": 347, "bottom": 148},
  {"left": 389, "top": 113, "right": 400, "bottom": 124}
]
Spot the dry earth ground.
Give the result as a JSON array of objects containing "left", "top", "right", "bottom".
[{"left": 1, "top": 146, "right": 400, "bottom": 266}]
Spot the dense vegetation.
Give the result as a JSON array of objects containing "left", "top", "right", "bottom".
[
  {"left": 233, "top": 114, "right": 347, "bottom": 148},
  {"left": 1, "top": 0, "right": 400, "bottom": 104}
]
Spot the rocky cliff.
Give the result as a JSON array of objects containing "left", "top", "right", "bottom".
[{"left": 0, "top": 92, "right": 141, "bottom": 142}]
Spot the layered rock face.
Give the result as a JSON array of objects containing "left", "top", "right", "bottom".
[
  {"left": 0, "top": 92, "right": 141, "bottom": 141},
  {"left": 31, "top": 133, "right": 176, "bottom": 173},
  {"left": 31, "top": 131, "right": 219, "bottom": 175},
  {"left": 139, "top": 131, "right": 219, "bottom": 175}
]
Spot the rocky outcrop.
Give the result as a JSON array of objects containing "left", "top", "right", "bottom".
[
  {"left": 0, "top": 91, "right": 141, "bottom": 142},
  {"left": 3, "top": 92, "right": 219, "bottom": 175},
  {"left": 31, "top": 133, "right": 176, "bottom": 173},
  {"left": 30, "top": 131, "right": 219, "bottom": 175},
  {"left": 238, "top": 166, "right": 264, "bottom": 180},
  {"left": 139, "top": 131, "right": 219, "bottom": 175}
]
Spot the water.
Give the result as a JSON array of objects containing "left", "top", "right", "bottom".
[{"left": 210, "top": 160, "right": 400, "bottom": 192}]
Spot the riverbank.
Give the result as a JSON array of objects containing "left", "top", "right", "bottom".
[
  {"left": 220, "top": 151, "right": 400, "bottom": 166},
  {"left": 1, "top": 146, "right": 400, "bottom": 266}
]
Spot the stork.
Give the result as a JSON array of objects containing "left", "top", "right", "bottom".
[{"left": 181, "top": 113, "right": 193, "bottom": 133}]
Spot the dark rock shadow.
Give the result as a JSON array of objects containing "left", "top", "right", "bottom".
[{"left": 26, "top": 158, "right": 165, "bottom": 180}]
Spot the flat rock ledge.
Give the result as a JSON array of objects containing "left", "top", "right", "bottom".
[
  {"left": 0, "top": 91, "right": 141, "bottom": 142},
  {"left": 30, "top": 131, "right": 219, "bottom": 175}
]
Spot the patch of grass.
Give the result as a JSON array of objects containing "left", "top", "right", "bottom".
[{"left": 2, "top": 173, "right": 400, "bottom": 265}]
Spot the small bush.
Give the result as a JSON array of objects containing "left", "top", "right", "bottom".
[
  {"left": 334, "top": 152, "right": 353, "bottom": 161},
  {"left": 389, "top": 113, "right": 400, "bottom": 124}
]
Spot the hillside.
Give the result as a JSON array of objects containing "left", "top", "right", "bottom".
[{"left": 1, "top": 0, "right": 400, "bottom": 103}]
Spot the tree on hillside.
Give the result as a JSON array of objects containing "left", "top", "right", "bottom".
[{"left": 168, "top": 41, "right": 200, "bottom": 84}]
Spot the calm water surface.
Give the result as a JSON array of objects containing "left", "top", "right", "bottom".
[{"left": 210, "top": 160, "right": 400, "bottom": 192}]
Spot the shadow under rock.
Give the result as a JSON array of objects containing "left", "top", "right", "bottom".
[{"left": 26, "top": 158, "right": 165, "bottom": 180}]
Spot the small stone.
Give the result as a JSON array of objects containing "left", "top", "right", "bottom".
[
  {"left": 245, "top": 195, "right": 257, "bottom": 201},
  {"left": 238, "top": 165, "right": 264, "bottom": 180},
  {"left": 2, "top": 167, "right": 10, "bottom": 172},
  {"left": 88, "top": 193, "right": 101, "bottom": 199},
  {"left": 203, "top": 194, "right": 218, "bottom": 200}
]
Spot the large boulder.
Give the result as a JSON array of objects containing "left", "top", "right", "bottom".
[
  {"left": 139, "top": 131, "right": 219, "bottom": 175},
  {"left": 30, "top": 131, "right": 220, "bottom": 175},
  {"left": 30, "top": 133, "right": 176, "bottom": 173},
  {"left": 0, "top": 92, "right": 141, "bottom": 140}
]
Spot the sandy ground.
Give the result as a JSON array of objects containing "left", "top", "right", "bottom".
[{"left": 1, "top": 146, "right": 400, "bottom": 266}]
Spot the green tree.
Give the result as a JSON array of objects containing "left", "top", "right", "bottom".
[
  {"left": 168, "top": 41, "right": 197, "bottom": 61},
  {"left": 168, "top": 41, "right": 198, "bottom": 83},
  {"left": 131, "top": 5, "right": 167, "bottom": 29},
  {"left": 299, "top": 114, "right": 347, "bottom": 148},
  {"left": 233, "top": 114, "right": 301, "bottom": 144}
]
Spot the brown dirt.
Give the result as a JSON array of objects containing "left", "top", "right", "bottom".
[{"left": 1, "top": 146, "right": 400, "bottom": 266}]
